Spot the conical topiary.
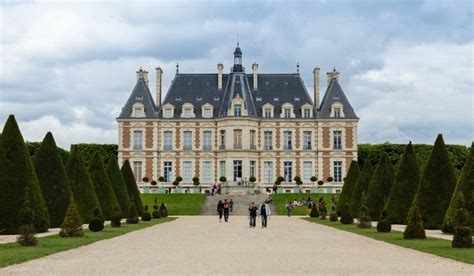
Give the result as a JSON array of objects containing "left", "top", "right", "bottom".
[
  {"left": 339, "top": 203, "right": 353, "bottom": 224},
  {"left": 88, "top": 208, "right": 104, "bottom": 232},
  {"left": 376, "top": 210, "right": 392, "bottom": 233},
  {"left": 350, "top": 160, "right": 374, "bottom": 218},
  {"left": 141, "top": 205, "right": 152, "bottom": 221},
  {"left": 106, "top": 154, "right": 131, "bottom": 218},
  {"left": 358, "top": 193, "right": 372, "bottom": 228},
  {"left": 66, "top": 145, "right": 102, "bottom": 223},
  {"left": 152, "top": 198, "right": 161, "bottom": 219},
  {"left": 416, "top": 134, "right": 456, "bottom": 229},
  {"left": 365, "top": 153, "right": 395, "bottom": 219},
  {"left": 0, "top": 115, "right": 50, "bottom": 234},
  {"left": 126, "top": 197, "right": 139, "bottom": 224},
  {"left": 404, "top": 199, "right": 426, "bottom": 239},
  {"left": 33, "top": 132, "right": 72, "bottom": 227},
  {"left": 159, "top": 202, "right": 168, "bottom": 218},
  {"left": 443, "top": 143, "right": 473, "bottom": 233},
  {"left": 59, "top": 198, "right": 84, "bottom": 237},
  {"left": 89, "top": 152, "right": 121, "bottom": 220},
  {"left": 17, "top": 187, "right": 38, "bottom": 246},
  {"left": 337, "top": 161, "right": 360, "bottom": 216},
  {"left": 121, "top": 160, "right": 144, "bottom": 216},
  {"left": 111, "top": 207, "right": 122, "bottom": 227},
  {"left": 310, "top": 204, "right": 319, "bottom": 218},
  {"left": 384, "top": 142, "right": 421, "bottom": 224}
]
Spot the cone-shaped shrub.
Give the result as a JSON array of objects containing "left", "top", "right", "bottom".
[
  {"left": 126, "top": 197, "right": 139, "bottom": 224},
  {"left": 66, "top": 145, "right": 102, "bottom": 223},
  {"left": 339, "top": 203, "right": 353, "bottom": 224},
  {"left": 443, "top": 192, "right": 468, "bottom": 233},
  {"left": 17, "top": 187, "right": 38, "bottom": 246},
  {"left": 121, "top": 160, "right": 144, "bottom": 216},
  {"left": 59, "top": 198, "right": 84, "bottom": 237},
  {"left": 33, "top": 132, "right": 72, "bottom": 227},
  {"left": 106, "top": 154, "right": 131, "bottom": 218},
  {"left": 329, "top": 212, "right": 338, "bottom": 222},
  {"left": 365, "top": 153, "right": 395, "bottom": 219},
  {"left": 377, "top": 210, "right": 392, "bottom": 233},
  {"left": 0, "top": 115, "right": 50, "bottom": 234},
  {"left": 111, "top": 207, "right": 122, "bottom": 227},
  {"left": 350, "top": 160, "right": 374, "bottom": 218},
  {"left": 310, "top": 205, "right": 319, "bottom": 218},
  {"left": 89, "top": 152, "right": 120, "bottom": 220},
  {"left": 152, "top": 198, "right": 161, "bottom": 219},
  {"left": 142, "top": 205, "right": 152, "bottom": 221},
  {"left": 159, "top": 202, "right": 168, "bottom": 218},
  {"left": 416, "top": 134, "right": 456, "bottom": 229},
  {"left": 337, "top": 161, "right": 360, "bottom": 215},
  {"left": 443, "top": 143, "right": 474, "bottom": 233},
  {"left": 404, "top": 199, "right": 426, "bottom": 239},
  {"left": 88, "top": 208, "right": 104, "bottom": 232},
  {"left": 357, "top": 193, "right": 372, "bottom": 228},
  {"left": 384, "top": 142, "right": 421, "bottom": 224},
  {"left": 452, "top": 227, "right": 472, "bottom": 248}
]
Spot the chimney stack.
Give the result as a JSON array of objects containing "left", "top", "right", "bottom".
[
  {"left": 136, "top": 67, "right": 149, "bottom": 86},
  {"left": 326, "top": 67, "right": 340, "bottom": 87},
  {"left": 252, "top": 63, "right": 258, "bottom": 90},
  {"left": 155, "top": 67, "right": 163, "bottom": 107},
  {"left": 313, "top": 67, "right": 320, "bottom": 109},
  {"left": 217, "top": 63, "right": 223, "bottom": 90}
]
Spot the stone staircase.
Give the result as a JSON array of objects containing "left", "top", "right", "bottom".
[{"left": 200, "top": 192, "right": 275, "bottom": 216}]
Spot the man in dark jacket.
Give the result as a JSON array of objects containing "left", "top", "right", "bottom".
[
  {"left": 223, "top": 199, "right": 230, "bottom": 222},
  {"left": 259, "top": 201, "right": 271, "bottom": 228},
  {"left": 248, "top": 202, "right": 258, "bottom": 228}
]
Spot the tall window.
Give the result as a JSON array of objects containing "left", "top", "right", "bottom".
[
  {"left": 303, "top": 109, "right": 311, "bottom": 118},
  {"left": 303, "top": 161, "right": 312, "bottom": 183},
  {"left": 264, "top": 162, "right": 273, "bottom": 183},
  {"left": 183, "top": 161, "right": 192, "bottom": 183},
  {"left": 283, "top": 131, "right": 292, "bottom": 150},
  {"left": 250, "top": 130, "right": 256, "bottom": 149},
  {"left": 183, "top": 108, "right": 192, "bottom": 118},
  {"left": 234, "top": 105, "right": 241, "bottom": 117},
  {"left": 233, "top": 160, "right": 242, "bottom": 181},
  {"left": 220, "top": 130, "right": 226, "bottom": 149},
  {"left": 219, "top": 161, "right": 226, "bottom": 178},
  {"left": 163, "top": 108, "right": 172, "bottom": 118},
  {"left": 283, "top": 162, "right": 293, "bottom": 182},
  {"left": 134, "top": 108, "right": 143, "bottom": 118},
  {"left": 250, "top": 161, "right": 256, "bottom": 177},
  {"left": 133, "top": 131, "right": 142, "bottom": 150},
  {"left": 334, "top": 108, "right": 341, "bottom": 118},
  {"left": 164, "top": 131, "right": 172, "bottom": 150},
  {"left": 203, "top": 108, "right": 212, "bottom": 118},
  {"left": 133, "top": 161, "right": 142, "bottom": 182},
  {"left": 303, "top": 131, "right": 312, "bottom": 150},
  {"left": 284, "top": 108, "right": 291, "bottom": 119},
  {"left": 163, "top": 162, "right": 172, "bottom": 182},
  {"left": 203, "top": 131, "right": 212, "bottom": 150},
  {"left": 233, "top": 129, "right": 242, "bottom": 149},
  {"left": 333, "top": 131, "right": 342, "bottom": 149},
  {"left": 334, "top": 161, "right": 342, "bottom": 182},
  {"left": 264, "top": 109, "right": 272, "bottom": 118},
  {"left": 264, "top": 131, "right": 273, "bottom": 150},
  {"left": 202, "top": 161, "right": 212, "bottom": 183},
  {"left": 183, "top": 131, "right": 192, "bottom": 150}
]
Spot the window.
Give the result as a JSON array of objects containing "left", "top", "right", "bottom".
[
  {"left": 264, "top": 131, "right": 273, "bottom": 150},
  {"left": 303, "top": 162, "right": 312, "bottom": 183},
  {"left": 264, "top": 109, "right": 272, "bottom": 118},
  {"left": 334, "top": 161, "right": 342, "bottom": 182},
  {"left": 133, "top": 131, "right": 142, "bottom": 150},
  {"left": 183, "top": 161, "right": 192, "bottom": 183},
  {"left": 203, "top": 108, "right": 212, "bottom": 118},
  {"left": 220, "top": 130, "right": 226, "bottom": 149},
  {"left": 234, "top": 104, "right": 242, "bottom": 117},
  {"left": 164, "top": 131, "right": 172, "bottom": 150},
  {"left": 135, "top": 96, "right": 143, "bottom": 100},
  {"left": 283, "top": 131, "right": 292, "bottom": 150},
  {"left": 256, "top": 97, "right": 262, "bottom": 101},
  {"left": 284, "top": 162, "right": 292, "bottom": 182},
  {"left": 133, "top": 161, "right": 142, "bottom": 183},
  {"left": 284, "top": 109, "right": 291, "bottom": 119},
  {"left": 334, "top": 108, "right": 341, "bottom": 118},
  {"left": 250, "top": 161, "right": 256, "bottom": 177},
  {"left": 333, "top": 95, "right": 340, "bottom": 100},
  {"left": 134, "top": 108, "right": 143, "bottom": 118},
  {"left": 303, "top": 131, "right": 312, "bottom": 150},
  {"left": 183, "top": 131, "right": 192, "bottom": 150},
  {"left": 202, "top": 161, "right": 212, "bottom": 183},
  {"left": 303, "top": 109, "right": 311, "bottom": 118},
  {"left": 333, "top": 131, "right": 342, "bottom": 149},
  {"left": 250, "top": 130, "right": 256, "bottom": 149},
  {"left": 163, "top": 108, "right": 172, "bottom": 118},
  {"left": 219, "top": 161, "right": 226, "bottom": 177},
  {"left": 233, "top": 160, "right": 242, "bottom": 182},
  {"left": 233, "top": 129, "right": 242, "bottom": 149},
  {"left": 183, "top": 108, "right": 192, "bottom": 118},
  {"left": 214, "top": 96, "right": 220, "bottom": 101},
  {"left": 264, "top": 162, "right": 273, "bottom": 183},
  {"left": 203, "top": 131, "right": 212, "bottom": 150},
  {"left": 164, "top": 162, "right": 172, "bottom": 182}
]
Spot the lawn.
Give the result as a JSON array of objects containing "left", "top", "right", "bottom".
[
  {"left": 0, "top": 217, "right": 175, "bottom": 268},
  {"left": 140, "top": 194, "right": 206, "bottom": 215},
  {"left": 271, "top": 193, "right": 339, "bottom": 215},
  {"left": 304, "top": 218, "right": 473, "bottom": 264}
]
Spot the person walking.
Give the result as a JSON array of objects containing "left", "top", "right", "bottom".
[
  {"left": 285, "top": 200, "right": 293, "bottom": 217},
  {"left": 307, "top": 198, "right": 313, "bottom": 217},
  {"left": 259, "top": 201, "right": 271, "bottom": 228},
  {"left": 217, "top": 200, "right": 224, "bottom": 222},
  {"left": 248, "top": 202, "right": 258, "bottom": 228},
  {"left": 272, "top": 184, "right": 278, "bottom": 194},
  {"left": 223, "top": 199, "right": 230, "bottom": 222},
  {"left": 229, "top": 199, "right": 234, "bottom": 212}
]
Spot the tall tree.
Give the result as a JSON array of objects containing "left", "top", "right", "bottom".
[
  {"left": 0, "top": 115, "right": 50, "bottom": 234},
  {"left": 365, "top": 153, "right": 395, "bottom": 219},
  {"left": 443, "top": 142, "right": 473, "bottom": 232},
  {"left": 336, "top": 161, "right": 360, "bottom": 215},
  {"left": 33, "top": 132, "right": 72, "bottom": 227},
  {"left": 415, "top": 134, "right": 456, "bottom": 229},
  {"left": 121, "top": 159, "right": 144, "bottom": 216},
  {"left": 65, "top": 145, "right": 102, "bottom": 223},
  {"left": 384, "top": 142, "right": 421, "bottom": 224},
  {"left": 350, "top": 159, "right": 374, "bottom": 218},
  {"left": 89, "top": 152, "right": 121, "bottom": 220},
  {"left": 106, "top": 154, "right": 131, "bottom": 218}
]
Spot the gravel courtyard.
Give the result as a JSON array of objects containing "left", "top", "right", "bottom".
[{"left": 1, "top": 216, "right": 472, "bottom": 275}]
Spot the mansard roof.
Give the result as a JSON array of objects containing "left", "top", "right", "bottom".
[
  {"left": 118, "top": 78, "right": 158, "bottom": 119},
  {"left": 317, "top": 78, "right": 357, "bottom": 119}
]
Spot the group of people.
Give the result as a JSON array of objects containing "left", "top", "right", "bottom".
[
  {"left": 248, "top": 200, "right": 272, "bottom": 228},
  {"left": 216, "top": 199, "right": 234, "bottom": 222},
  {"left": 284, "top": 197, "right": 331, "bottom": 217},
  {"left": 211, "top": 183, "right": 223, "bottom": 195}
]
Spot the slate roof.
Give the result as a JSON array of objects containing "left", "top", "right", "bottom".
[
  {"left": 118, "top": 78, "right": 158, "bottom": 119},
  {"left": 317, "top": 78, "right": 357, "bottom": 119}
]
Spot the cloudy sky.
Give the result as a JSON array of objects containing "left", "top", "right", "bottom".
[{"left": 1, "top": 0, "right": 473, "bottom": 148}]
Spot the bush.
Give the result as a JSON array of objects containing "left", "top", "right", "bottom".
[
  {"left": 310, "top": 205, "right": 319, "bottom": 218},
  {"left": 126, "top": 198, "right": 139, "bottom": 224},
  {"left": 404, "top": 201, "right": 426, "bottom": 239},
  {"left": 142, "top": 205, "right": 152, "bottom": 221},
  {"left": 59, "top": 198, "right": 84, "bottom": 237},
  {"left": 310, "top": 176, "right": 317, "bottom": 183},
  {"left": 88, "top": 208, "right": 104, "bottom": 232},
  {"left": 121, "top": 160, "right": 144, "bottom": 216},
  {"left": 159, "top": 202, "right": 168, "bottom": 218},
  {"left": 294, "top": 176, "right": 302, "bottom": 185},
  {"left": 142, "top": 176, "right": 149, "bottom": 182},
  {"left": 365, "top": 153, "right": 395, "bottom": 219},
  {"left": 158, "top": 176, "right": 165, "bottom": 182},
  {"left": 151, "top": 180, "right": 157, "bottom": 186},
  {"left": 327, "top": 176, "right": 334, "bottom": 182},
  {"left": 377, "top": 210, "right": 392, "bottom": 233},
  {"left": 219, "top": 176, "right": 227, "bottom": 183},
  {"left": 337, "top": 161, "right": 360, "bottom": 216},
  {"left": 329, "top": 212, "right": 338, "bottom": 222},
  {"left": 152, "top": 198, "right": 161, "bottom": 219},
  {"left": 106, "top": 154, "right": 131, "bottom": 218},
  {"left": 17, "top": 187, "right": 38, "bottom": 246},
  {"left": 317, "top": 180, "right": 324, "bottom": 185},
  {"left": 176, "top": 176, "right": 183, "bottom": 182},
  {"left": 452, "top": 227, "right": 472, "bottom": 248},
  {"left": 339, "top": 203, "right": 353, "bottom": 224},
  {"left": 111, "top": 207, "right": 121, "bottom": 227},
  {"left": 357, "top": 193, "right": 372, "bottom": 228},
  {"left": 350, "top": 160, "right": 374, "bottom": 218},
  {"left": 192, "top": 176, "right": 200, "bottom": 186},
  {"left": 320, "top": 212, "right": 327, "bottom": 220},
  {"left": 249, "top": 176, "right": 256, "bottom": 183}
]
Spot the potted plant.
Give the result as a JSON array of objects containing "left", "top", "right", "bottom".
[
  {"left": 192, "top": 176, "right": 200, "bottom": 186},
  {"left": 318, "top": 180, "right": 324, "bottom": 186},
  {"left": 249, "top": 176, "right": 256, "bottom": 186}
]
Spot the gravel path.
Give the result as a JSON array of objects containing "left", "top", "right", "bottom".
[{"left": 1, "top": 216, "right": 472, "bottom": 275}]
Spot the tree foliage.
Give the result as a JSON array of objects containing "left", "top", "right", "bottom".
[
  {"left": 404, "top": 199, "right": 426, "bottom": 239},
  {"left": 26, "top": 141, "right": 69, "bottom": 165},
  {"left": 121, "top": 159, "right": 144, "bottom": 216},
  {"left": 337, "top": 161, "right": 360, "bottom": 215},
  {"left": 17, "top": 187, "right": 38, "bottom": 246},
  {"left": 106, "top": 154, "right": 131, "bottom": 218},
  {"left": 59, "top": 198, "right": 84, "bottom": 238},
  {"left": 365, "top": 153, "right": 395, "bottom": 219},
  {"left": 74, "top": 143, "right": 117, "bottom": 167},
  {"left": 350, "top": 159, "right": 374, "bottom": 218},
  {"left": 339, "top": 203, "right": 353, "bottom": 224}
]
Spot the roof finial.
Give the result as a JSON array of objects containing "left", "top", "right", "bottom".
[
  {"left": 176, "top": 62, "right": 179, "bottom": 74},
  {"left": 333, "top": 66, "right": 336, "bottom": 72},
  {"left": 297, "top": 62, "right": 300, "bottom": 73},
  {"left": 237, "top": 33, "right": 239, "bottom": 47}
]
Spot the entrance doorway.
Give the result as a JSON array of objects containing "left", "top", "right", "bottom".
[{"left": 233, "top": 160, "right": 242, "bottom": 185}]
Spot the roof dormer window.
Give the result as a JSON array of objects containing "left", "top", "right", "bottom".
[
  {"left": 334, "top": 108, "right": 341, "bottom": 118},
  {"left": 234, "top": 105, "right": 242, "bottom": 117},
  {"left": 180, "top": 103, "right": 195, "bottom": 118},
  {"left": 264, "top": 109, "right": 272, "bottom": 118},
  {"left": 196, "top": 96, "right": 202, "bottom": 101},
  {"left": 164, "top": 109, "right": 172, "bottom": 118},
  {"left": 333, "top": 95, "right": 340, "bottom": 100},
  {"left": 284, "top": 108, "right": 291, "bottom": 119},
  {"left": 273, "top": 97, "right": 279, "bottom": 102},
  {"left": 135, "top": 96, "right": 143, "bottom": 100},
  {"left": 175, "top": 97, "right": 182, "bottom": 101},
  {"left": 132, "top": 103, "right": 145, "bottom": 118},
  {"left": 303, "top": 109, "right": 311, "bottom": 118},
  {"left": 202, "top": 103, "right": 213, "bottom": 118},
  {"left": 183, "top": 108, "right": 192, "bottom": 118},
  {"left": 256, "top": 97, "right": 262, "bottom": 102},
  {"left": 214, "top": 96, "right": 220, "bottom": 101},
  {"left": 330, "top": 102, "right": 344, "bottom": 118}
]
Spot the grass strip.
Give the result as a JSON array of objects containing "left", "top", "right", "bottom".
[
  {"left": 271, "top": 193, "right": 338, "bottom": 215},
  {"left": 141, "top": 194, "right": 206, "bottom": 215}
]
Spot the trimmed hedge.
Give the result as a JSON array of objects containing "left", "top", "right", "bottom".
[
  {"left": 106, "top": 154, "right": 131, "bottom": 218},
  {"left": 365, "top": 153, "right": 395, "bottom": 219},
  {"left": 350, "top": 159, "right": 374, "bottom": 218},
  {"left": 74, "top": 143, "right": 117, "bottom": 167},
  {"left": 339, "top": 203, "right": 353, "bottom": 224},
  {"left": 59, "top": 198, "right": 84, "bottom": 237},
  {"left": 337, "top": 160, "right": 360, "bottom": 215},
  {"left": 377, "top": 210, "right": 392, "bottom": 233},
  {"left": 121, "top": 160, "right": 144, "bottom": 216},
  {"left": 404, "top": 199, "right": 426, "bottom": 239},
  {"left": 452, "top": 227, "right": 472, "bottom": 248},
  {"left": 126, "top": 198, "right": 139, "bottom": 224}
]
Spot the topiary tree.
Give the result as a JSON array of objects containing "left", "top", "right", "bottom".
[
  {"left": 151, "top": 180, "right": 157, "bottom": 186},
  {"left": 358, "top": 193, "right": 372, "bottom": 228},
  {"left": 339, "top": 203, "right": 353, "bottom": 224},
  {"left": 276, "top": 176, "right": 285, "bottom": 184},
  {"left": 329, "top": 212, "right": 338, "bottom": 222},
  {"left": 326, "top": 176, "right": 334, "bottom": 182},
  {"left": 350, "top": 159, "right": 374, "bottom": 218},
  {"left": 443, "top": 143, "right": 473, "bottom": 233},
  {"left": 152, "top": 198, "right": 161, "bottom": 219},
  {"left": 384, "top": 142, "right": 421, "bottom": 224},
  {"left": 337, "top": 161, "right": 360, "bottom": 216},
  {"left": 416, "top": 134, "right": 456, "bottom": 229},
  {"left": 249, "top": 176, "right": 256, "bottom": 183},
  {"left": 111, "top": 207, "right": 122, "bottom": 227},
  {"left": 365, "top": 153, "right": 395, "bottom": 219},
  {"left": 317, "top": 180, "right": 324, "bottom": 186},
  {"left": 294, "top": 176, "right": 302, "bottom": 185},
  {"left": 377, "top": 210, "right": 392, "bottom": 233},
  {"left": 404, "top": 199, "right": 426, "bottom": 239},
  {"left": 66, "top": 145, "right": 102, "bottom": 223},
  {"left": 176, "top": 176, "right": 183, "bottom": 183},
  {"left": 33, "top": 132, "right": 72, "bottom": 228},
  {"left": 310, "top": 176, "right": 317, "bottom": 185},
  {"left": 310, "top": 204, "right": 319, "bottom": 218},
  {"left": 88, "top": 208, "right": 104, "bottom": 232},
  {"left": 106, "top": 154, "right": 131, "bottom": 218},
  {"left": 192, "top": 176, "right": 200, "bottom": 186},
  {"left": 17, "top": 187, "right": 38, "bottom": 246},
  {"left": 159, "top": 202, "right": 168, "bottom": 218},
  {"left": 142, "top": 176, "right": 149, "bottom": 183},
  {"left": 0, "top": 115, "right": 50, "bottom": 234},
  {"left": 59, "top": 198, "right": 84, "bottom": 237},
  {"left": 452, "top": 227, "right": 472, "bottom": 248},
  {"left": 141, "top": 205, "right": 152, "bottom": 221},
  {"left": 158, "top": 176, "right": 165, "bottom": 183},
  {"left": 126, "top": 197, "right": 139, "bottom": 224},
  {"left": 219, "top": 176, "right": 227, "bottom": 183},
  {"left": 121, "top": 160, "right": 144, "bottom": 216}
]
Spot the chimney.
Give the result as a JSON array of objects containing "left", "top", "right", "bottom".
[
  {"left": 252, "top": 63, "right": 258, "bottom": 90},
  {"left": 326, "top": 67, "right": 340, "bottom": 87},
  {"left": 136, "top": 67, "right": 149, "bottom": 86},
  {"left": 217, "top": 63, "right": 223, "bottom": 90},
  {"left": 313, "top": 67, "right": 320, "bottom": 109},
  {"left": 155, "top": 67, "right": 163, "bottom": 107}
]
